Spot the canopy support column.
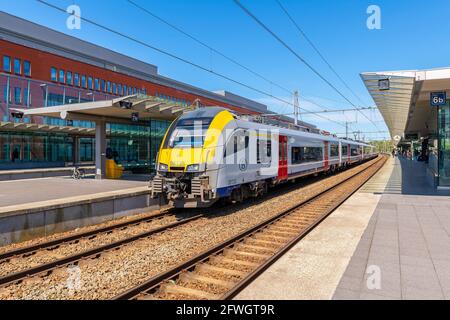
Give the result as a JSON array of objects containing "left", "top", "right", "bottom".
[{"left": 95, "top": 120, "right": 106, "bottom": 179}]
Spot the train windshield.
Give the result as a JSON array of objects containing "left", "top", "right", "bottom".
[{"left": 163, "top": 117, "right": 213, "bottom": 148}]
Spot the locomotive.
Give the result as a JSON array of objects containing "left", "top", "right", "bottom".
[{"left": 151, "top": 107, "right": 376, "bottom": 208}]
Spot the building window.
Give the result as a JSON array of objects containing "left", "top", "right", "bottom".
[
  {"left": 95, "top": 78, "right": 99, "bottom": 91},
  {"left": 88, "top": 76, "right": 93, "bottom": 89},
  {"left": 101, "top": 79, "right": 105, "bottom": 92},
  {"left": 81, "top": 75, "right": 87, "bottom": 88},
  {"left": 23, "top": 60, "right": 31, "bottom": 76},
  {"left": 3, "top": 86, "right": 9, "bottom": 103},
  {"left": 67, "top": 71, "right": 73, "bottom": 85},
  {"left": 123, "top": 85, "right": 127, "bottom": 95},
  {"left": 3, "top": 56, "right": 11, "bottom": 72},
  {"left": 59, "top": 70, "right": 65, "bottom": 84},
  {"left": 23, "top": 87, "right": 29, "bottom": 106},
  {"left": 13, "top": 58, "right": 21, "bottom": 75},
  {"left": 14, "top": 87, "right": 21, "bottom": 104},
  {"left": 51, "top": 67, "right": 57, "bottom": 81},
  {"left": 118, "top": 84, "right": 122, "bottom": 95},
  {"left": 107, "top": 81, "right": 111, "bottom": 93},
  {"left": 74, "top": 73, "right": 80, "bottom": 86},
  {"left": 113, "top": 83, "right": 117, "bottom": 95},
  {"left": 129, "top": 87, "right": 132, "bottom": 95}
]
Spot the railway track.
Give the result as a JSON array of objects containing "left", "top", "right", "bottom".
[
  {"left": 0, "top": 209, "right": 205, "bottom": 287},
  {"left": 113, "top": 156, "right": 387, "bottom": 300},
  {"left": 0, "top": 159, "right": 359, "bottom": 288}
]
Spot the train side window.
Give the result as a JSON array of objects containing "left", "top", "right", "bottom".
[
  {"left": 342, "top": 145, "right": 348, "bottom": 156},
  {"left": 291, "top": 146, "right": 322, "bottom": 163},
  {"left": 330, "top": 143, "right": 339, "bottom": 157},
  {"left": 291, "top": 147, "right": 302, "bottom": 164},
  {"left": 351, "top": 147, "right": 359, "bottom": 156},
  {"left": 257, "top": 136, "right": 271, "bottom": 164}
]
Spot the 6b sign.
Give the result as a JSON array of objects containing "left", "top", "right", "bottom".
[{"left": 431, "top": 92, "right": 446, "bottom": 106}]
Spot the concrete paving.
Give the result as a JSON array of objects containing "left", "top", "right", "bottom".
[
  {"left": 0, "top": 176, "right": 149, "bottom": 208},
  {"left": 235, "top": 157, "right": 450, "bottom": 300}
]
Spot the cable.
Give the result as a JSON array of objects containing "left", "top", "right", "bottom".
[
  {"left": 127, "top": 0, "right": 292, "bottom": 96},
  {"left": 36, "top": 0, "right": 348, "bottom": 128},
  {"left": 128, "top": 0, "right": 358, "bottom": 127},
  {"left": 275, "top": 0, "right": 366, "bottom": 106},
  {"left": 234, "top": 0, "right": 381, "bottom": 131}
]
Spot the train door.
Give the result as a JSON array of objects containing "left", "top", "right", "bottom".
[
  {"left": 324, "top": 141, "right": 329, "bottom": 171},
  {"left": 347, "top": 144, "right": 351, "bottom": 162},
  {"left": 278, "top": 135, "right": 288, "bottom": 181}
]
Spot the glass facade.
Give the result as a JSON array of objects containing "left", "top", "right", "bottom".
[
  {"left": 107, "top": 120, "right": 170, "bottom": 169},
  {"left": 0, "top": 73, "right": 172, "bottom": 170},
  {"left": 438, "top": 103, "right": 450, "bottom": 187},
  {"left": 0, "top": 131, "right": 73, "bottom": 164}
]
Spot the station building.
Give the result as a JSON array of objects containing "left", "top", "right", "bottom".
[
  {"left": 0, "top": 12, "right": 312, "bottom": 171},
  {"left": 361, "top": 67, "right": 450, "bottom": 189}
]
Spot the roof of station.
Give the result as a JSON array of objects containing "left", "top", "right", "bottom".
[
  {"left": 361, "top": 67, "right": 450, "bottom": 142},
  {"left": 12, "top": 94, "right": 189, "bottom": 124}
]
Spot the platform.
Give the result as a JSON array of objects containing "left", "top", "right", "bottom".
[
  {"left": 0, "top": 175, "right": 158, "bottom": 246},
  {"left": 235, "top": 157, "right": 450, "bottom": 300},
  {"left": 0, "top": 166, "right": 95, "bottom": 181}
]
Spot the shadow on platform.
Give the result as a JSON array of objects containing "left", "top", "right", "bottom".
[{"left": 383, "top": 157, "right": 450, "bottom": 196}]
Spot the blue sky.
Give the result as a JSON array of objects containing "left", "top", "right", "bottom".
[{"left": 2, "top": 0, "right": 450, "bottom": 140}]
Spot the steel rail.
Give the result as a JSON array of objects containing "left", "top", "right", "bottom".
[
  {"left": 0, "top": 213, "right": 204, "bottom": 287},
  {"left": 0, "top": 210, "right": 173, "bottom": 262}
]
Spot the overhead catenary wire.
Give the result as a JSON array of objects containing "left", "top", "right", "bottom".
[
  {"left": 275, "top": 0, "right": 367, "bottom": 106},
  {"left": 127, "top": 0, "right": 292, "bottom": 96},
  {"left": 234, "top": 0, "right": 382, "bottom": 132},
  {"left": 126, "top": 0, "right": 351, "bottom": 127},
  {"left": 36, "top": 0, "right": 348, "bottom": 129}
]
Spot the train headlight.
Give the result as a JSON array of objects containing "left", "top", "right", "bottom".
[
  {"left": 158, "top": 163, "right": 168, "bottom": 172},
  {"left": 186, "top": 164, "right": 200, "bottom": 172}
]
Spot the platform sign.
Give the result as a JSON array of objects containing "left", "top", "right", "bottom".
[
  {"left": 378, "top": 78, "right": 390, "bottom": 91},
  {"left": 430, "top": 92, "right": 446, "bottom": 107}
]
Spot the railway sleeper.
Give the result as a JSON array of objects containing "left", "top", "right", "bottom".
[
  {"left": 253, "top": 234, "right": 287, "bottom": 243},
  {"left": 179, "top": 272, "right": 236, "bottom": 289},
  {"left": 195, "top": 263, "right": 246, "bottom": 278},
  {"left": 209, "top": 256, "right": 260, "bottom": 269},
  {"left": 269, "top": 225, "right": 300, "bottom": 233},
  {"left": 263, "top": 230, "right": 297, "bottom": 238},
  {"left": 223, "top": 248, "right": 272, "bottom": 261},
  {"left": 244, "top": 238, "right": 281, "bottom": 249},
  {"left": 235, "top": 243, "right": 276, "bottom": 255},
  {"left": 159, "top": 283, "right": 220, "bottom": 300}
]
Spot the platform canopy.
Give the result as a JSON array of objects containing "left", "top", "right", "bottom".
[
  {"left": 361, "top": 68, "right": 450, "bottom": 143},
  {"left": 361, "top": 71, "right": 416, "bottom": 141},
  {"left": 12, "top": 94, "right": 191, "bottom": 123},
  {"left": 11, "top": 94, "right": 194, "bottom": 179}
]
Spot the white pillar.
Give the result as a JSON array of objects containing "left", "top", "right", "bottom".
[{"left": 95, "top": 120, "right": 106, "bottom": 179}]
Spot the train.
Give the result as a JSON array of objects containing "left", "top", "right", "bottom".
[{"left": 151, "top": 107, "right": 377, "bottom": 208}]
